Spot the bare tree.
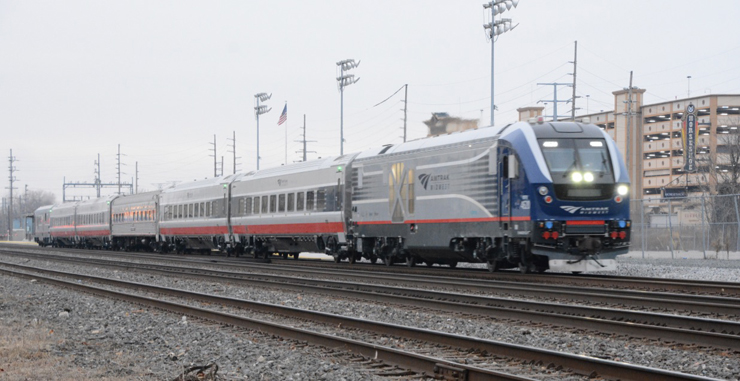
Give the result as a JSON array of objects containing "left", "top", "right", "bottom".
[{"left": 1, "top": 189, "right": 56, "bottom": 239}]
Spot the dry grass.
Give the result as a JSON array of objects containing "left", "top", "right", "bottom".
[{"left": 0, "top": 322, "right": 141, "bottom": 381}]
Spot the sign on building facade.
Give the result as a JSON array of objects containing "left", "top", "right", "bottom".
[{"left": 682, "top": 103, "right": 697, "bottom": 172}]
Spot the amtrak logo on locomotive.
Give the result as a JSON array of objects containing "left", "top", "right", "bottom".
[
  {"left": 418, "top": 173, "right": 450, "bottom": 191},
  {"left": 561, "top": 206, "right": 609, "bottom": 215}
]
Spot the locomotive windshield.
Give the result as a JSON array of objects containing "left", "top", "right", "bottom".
[{"left": 538, "top": 138, "right": 615, "bottom": 200}]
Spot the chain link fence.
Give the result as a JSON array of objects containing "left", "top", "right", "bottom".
[{"left": 630, "top": 194, "right": 740, "bottom": 259}]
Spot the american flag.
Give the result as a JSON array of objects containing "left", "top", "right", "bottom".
[{"left": 277, "top": 104, "right": 287, "bottom": 125}]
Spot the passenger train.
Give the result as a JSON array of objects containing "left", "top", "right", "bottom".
[{"left": 32, "top": 119, "right": 631, "bottom": 273}]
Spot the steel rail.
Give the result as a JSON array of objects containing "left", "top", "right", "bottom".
[
  {"left": 9, "top": 244, "right": 740, "bottom": 297},
  {"left": 0, "top": 265, "right": 719, "bottom": 381},
  {"left": 3, "top": 248, "right": 740, "bottom": 316},
  {"left": 3, "top": 259, "right": 740, "bottom": 350}
]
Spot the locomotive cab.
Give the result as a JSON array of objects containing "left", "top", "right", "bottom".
[{"left": 518, "top": 121, "right": 631, "bottom": 272}]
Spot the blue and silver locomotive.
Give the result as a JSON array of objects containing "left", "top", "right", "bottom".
[{"left": 348, "top": 119, "right": 630, "bottom": 272}]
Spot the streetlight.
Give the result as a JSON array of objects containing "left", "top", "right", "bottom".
[
  {"left": 687, "top": 75, "right": 692, "bottom": 98},
  {"left": 254, "top": 92, "right": 272, "bottom": 170},
  {"left": 336, "top": 59, "right": 360, "bottom": 156},
  {"left": 483, "top": 0, "right": 519, "bottom": 127}
]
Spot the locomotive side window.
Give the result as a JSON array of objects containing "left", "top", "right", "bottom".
[
  {"left": 189, "top": 204, "right": 194, "bottom": 218},
  {"left": 287, "top": 193, "right": 295, "bottom": 212},
  {"left": 306, "top": 191, "right": 314, "bottom": 211},
  {"left": 205, "top": 202, "right": 211, "bottom": 217},
  {"left": 253, "top": 197, "right": 260, "bottom": 214},
  {"left": 297, "top": 192, "right": 304, "bottom": 211},
  {"left": 278, "top": 194, "right": 285, "bottom": 212},
  {"left": 270, "top": 195, "right": 277, "bottom": 213}
]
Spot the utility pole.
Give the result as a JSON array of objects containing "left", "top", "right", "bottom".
[
  {"left": 135, "top": 161, "right": 139, "bottom": 194},
  {"left": 209, "top": 134, "right": 217, "bottom": 177},
  {"left": 402, "top": 84, "right": 408, "bottom": 142},
  {"left": 570, "top": 40, "right": 578, "bottom": 121},
  {"left": 116, "top": 144, "right": 123, "bottom": 195},
  {"left": 220, "top": 156, "right": 224, "bottom": 177},
  {"left": 537, "top": 82, "right": 572, "bottom": 121},
  {"left": 6, "top": 149, "right": 18, "bottom": 240},
  {"left": 336, "top": 59, "right": 360, "bottom": 156},
  {"left": 227, "top": 131, "right": 239, "bottom": 175},
  {"left": 254, "top": 93, "right": 272, "bottom": 171},
  {"left": 294, "top": 114, "right": 316, "bottom": 162},
  {"left": 483, "top": 0, "right": 519, "bottom": 127},
  {"left": 373, "top": 84, "right": 409, "bottom": 142},
  {"left": 94, "top": 153, "right": 101, "bottom": 198},
  {"left": 625, "top": 71, "right": 635, "bottom": 185}
]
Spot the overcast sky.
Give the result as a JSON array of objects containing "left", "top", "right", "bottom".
[{"left": 2, "top": 0, "right": 740, "bottom": 202}]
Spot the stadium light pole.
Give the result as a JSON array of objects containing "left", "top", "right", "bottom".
[
  {"left": 336, "top": 59, "right": 360, "bottom": 156},
  {"left": 254, "top": 92, "right": 272, "bottom": 170},
  {"left": 483, "top": 0, "right": 519, "bottom": 127}
]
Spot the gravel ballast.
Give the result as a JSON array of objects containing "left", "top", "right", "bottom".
[{"left": 1, "top": 252, "right": 739, "bottom": 380}]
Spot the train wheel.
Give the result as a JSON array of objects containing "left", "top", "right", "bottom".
[
  {"left": 405, "top": 256, "right": 415, "bottom": 267},
  {"left": 448, "top": 261, "right": 457, "bottom": 268},
  {"left": 487, "top": 260, "right": 499, "bottom": 273},
  {"left": 292, "top": 253, "right": 300, "bottom": 260},
  {"left": 281, "top": 252, "right": 288, "bottom": 259},
  {"left": 425, "top": 261, "right": 434, "bottom": 267},
  {"left": 349, "top": 254, "right": 357, "bottom": 264},
  {"left": 383, "top": 257, "right": 393, "bottom": 266},
  {"left": 333, "top": 254, "right": 341, "bottom": 263},
  {"left": 370, "top": 255, "right": 378, "bottom": 264}
]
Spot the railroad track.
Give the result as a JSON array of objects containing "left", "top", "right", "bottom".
[
  {"left": 5, "top": 247, "right": 740, "bottom": 317},
  {"left": 0, "top": 263, "right": 719, "bottom": 381},
  {"left": 9, "top": 244, "right": 740, "bottom": 297}
]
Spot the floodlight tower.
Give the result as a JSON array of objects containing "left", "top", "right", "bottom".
[
  {"left": 483, "top": 0, "right": 519, "bottom": 127},
  {"left": 336, "top": 59, "right": 360, "bottom": 156},
  {"left": 254, "top": 92, "right": 272, "bottom": 170}
]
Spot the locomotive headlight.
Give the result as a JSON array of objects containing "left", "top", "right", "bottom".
[
  {"left": 617, "top": 185, "right": 629, "bottom": 196},
  {"left": 538, "top": 186, "right": 548, "bottom": 195},
  {"left": 583, "top": 172, "right": 594, "bottom": 182},
  {"left": 571, "top": 172, "right": 583, "bottom": 183}
]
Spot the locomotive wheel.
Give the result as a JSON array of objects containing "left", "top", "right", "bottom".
[
  {"left": 383, "top": 257, "right": 393, "bottom": 266},
  {"left": 333, "top": 254, "right": 341, "bottom": 263},
  {"left": 281, "top": 252, "right": 288, "bottom": 259},
  {"left": 292, "top": 253, "right": 300, "bottom": 260},
  {"left": 370, "top": 255, "right": 378, "bottom": 264},
  {"left": 425, "top": 261, "right": 434, "bottom": 267},
  {"left": 349, "top": 254, "right": 357, "bottom": 264},
  {"left": 448, "top": 261, "right": 457, "bottom": 268}
]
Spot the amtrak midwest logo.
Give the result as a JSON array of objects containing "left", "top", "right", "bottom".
[
  {"left": 560, "top": 205, "right": 609, "bottom": 215},
  {"left": 418, "top": 173, "right": 450, "bottom": 191}
]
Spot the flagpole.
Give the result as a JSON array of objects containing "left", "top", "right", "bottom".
[{"left": 284, "top": 102, "right": 288, "bottom": 166}]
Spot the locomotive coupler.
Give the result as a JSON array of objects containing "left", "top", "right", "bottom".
[{"left": 567, "top": 254, "right": 607, "bottom": 268}]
